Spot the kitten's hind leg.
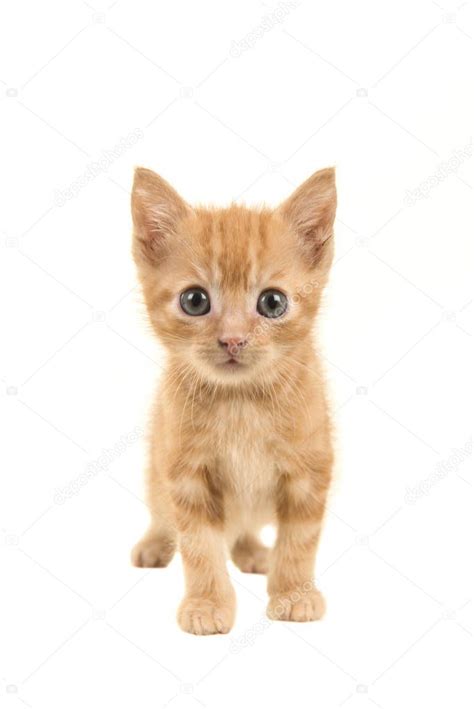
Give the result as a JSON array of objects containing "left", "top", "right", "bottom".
[
  {"left": 231, "top": 533, "right": 270, "bottom": 574},
  {"left": 131, "top": 525, "right": 176, "bottom": 568},
  {"left": 131, "top": 466, "right": 177, "bottom": 568}
]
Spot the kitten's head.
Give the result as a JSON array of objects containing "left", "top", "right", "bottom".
[{"left": 131, "top": 167, "right": 336, "bottom": 387}]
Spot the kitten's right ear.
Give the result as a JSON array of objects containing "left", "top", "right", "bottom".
[{"left": 131, "top": 167, "right": 191, "bottom": 265}]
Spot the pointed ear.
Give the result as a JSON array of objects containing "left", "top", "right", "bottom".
[
  {"left": 278, "top": 167, "right": 336, "bottom": 267},
  {"left": 131, "top": 167, "right": 191, "bottom": 265}
]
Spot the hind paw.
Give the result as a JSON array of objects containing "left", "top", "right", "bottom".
[{"left": 131, "top": 533, "right": 176, "bottom": 568}]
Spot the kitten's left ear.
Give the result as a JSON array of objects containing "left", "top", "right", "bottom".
[{"left": 278, "top": 167, "right": 337, "bottom": 268}]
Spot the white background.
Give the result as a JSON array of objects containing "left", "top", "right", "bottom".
[{"left": 0, "top": 1, "right": 472, "bottom": 707}]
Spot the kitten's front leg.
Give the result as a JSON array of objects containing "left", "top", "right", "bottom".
[
  {"left": 267, "top": 453, "right": 331, "bottom": 622},
  {"left": 171, "top": 463, "right": 236, "bottom": 635}
]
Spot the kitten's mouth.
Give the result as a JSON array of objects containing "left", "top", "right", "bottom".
[{"left": 219, "top": 357, "right": 244, "bottom": 369}]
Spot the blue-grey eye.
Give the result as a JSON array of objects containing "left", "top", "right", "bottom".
[
  {"left": 257, "top": 289, "right": 288, "bottom": 318},
  {"left": 180, "top": 287, "right": 210, "bottom": 316}
]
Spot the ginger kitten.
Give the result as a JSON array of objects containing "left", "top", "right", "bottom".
[{"left": 131, "top": 166, "right": 336, "bottom": 635}]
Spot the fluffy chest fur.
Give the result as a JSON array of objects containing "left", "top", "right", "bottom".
[
  {"left": 211, "top": 399, "right": 278, "bottom": 534},
  {"left": 213, "top": 399, "right": 277, "bottom": 490}
]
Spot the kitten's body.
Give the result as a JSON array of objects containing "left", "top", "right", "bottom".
[{"left": 131, "top": 168, "right": 336, "bottom": 634}]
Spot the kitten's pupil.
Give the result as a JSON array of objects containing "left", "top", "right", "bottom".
[{"left": 191, "top": 292, "right": 202, "bottom": 307}]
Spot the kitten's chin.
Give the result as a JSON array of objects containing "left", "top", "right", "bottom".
[
  {"left": 196, "top": 359, "right": 260, "bottom": 386},
  {"left": 212, "top": 364, "right": 253, "bottom": 385}
]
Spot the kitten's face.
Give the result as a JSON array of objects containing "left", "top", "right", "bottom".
[{"left": 132, "top": 168, "right": 336, "bottom": 387}]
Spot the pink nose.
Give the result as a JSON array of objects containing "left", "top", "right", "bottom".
[{"left": 218, "top": 337, "right": 248, "bottom": 355}]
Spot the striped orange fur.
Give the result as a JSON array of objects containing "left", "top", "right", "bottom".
[{"left": 131, "top": 166, "right": 336, "bottom": 634}]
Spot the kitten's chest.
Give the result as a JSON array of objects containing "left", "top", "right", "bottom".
[{"left": 212, "top": 399, "right": 277, "bottom": 495}]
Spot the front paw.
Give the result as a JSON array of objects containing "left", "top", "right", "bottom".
[
  {"left": 267, "top": 588, "right": 325, "bottom": 622},
  {"left": 178, "top": 595, "right": 235, "bottom": 635}
]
